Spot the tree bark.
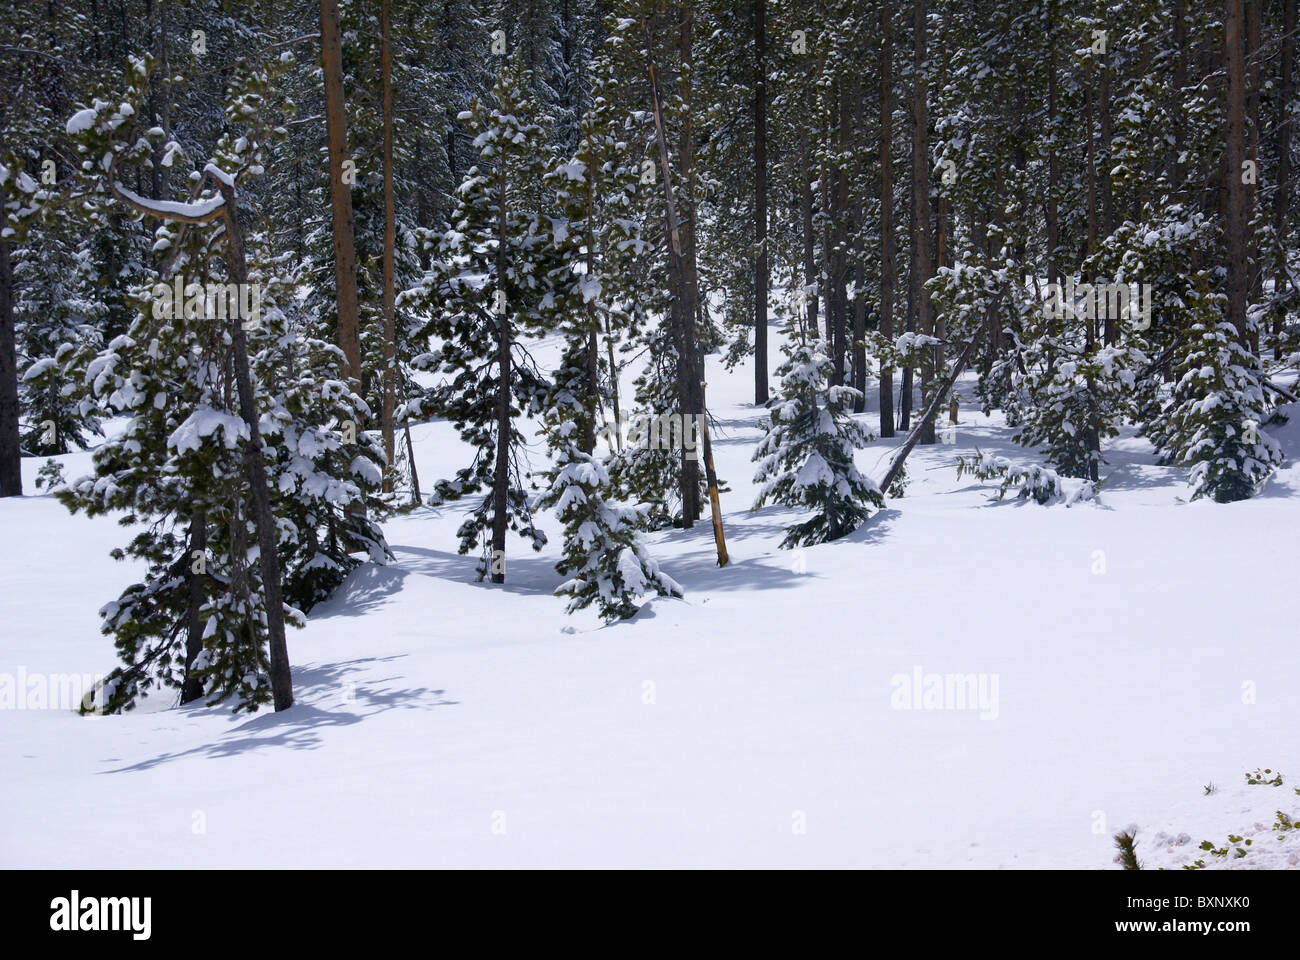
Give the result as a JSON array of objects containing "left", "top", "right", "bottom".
[
  {"left": 912, "top": 0, "right": 934, "bottom": 444},
  {"left": 1225, "top": 0, "right": 1251, "bottom": 349},
  {"left": 1275, "top": 0, "right": 1295, "bottom": 358},
  {"left": 753, "top": 0, "right": 769, "bottom": 405},
  {"left": 879, "top": 334, "right": 979, "bottom": 496},
  {"left": 491, "top": 157, "right": 510, "bottom": 583},
  {"left": 879, "top": 2, "right": 896, "bottom": 437},
  {"left": 0, "top": 239, "right": 20, "bottom": 497},
  {"left": 216, "top": 184, "right": 294, "bottom": 712},
  {"left": 320, "top": 0, "right": 362, "bottom": 381},
  {"left": 800, "top": 136, "right": 819, "bottom": 340},
  {"left": 180, "top": 510, "right": 207, "bottom": 705},
  {"left": 678, "top": 4, "right": 704, "bottom": 528},
  {"left": 381, "top": 0, "right": 396, "bottom": 491},
  {"left": 830, "top": 81, "right": 849, "bottom": 388}
]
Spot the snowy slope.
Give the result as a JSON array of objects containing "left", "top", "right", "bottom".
[{"left": 2, "top": 335, "right": 1298, "bottom": 869}]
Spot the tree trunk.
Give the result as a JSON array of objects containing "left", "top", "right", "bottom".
[
  {"left": 0, "top": 240, "right": 20, "bottom": 497},
  {"left": 180, "top": 510, "right": 207, "bottom": 705},
  {"left": 830, "top": 81, "right": 849, "bottom": 388},
  {"left": 381, "top": 0, "right": 396, "bottom": 491},
  {"left": 403, "top": 418, "right": 422, "bottom": 505},
  {"left": 912, "top": 0, "right": 934, "bottom": 444},
  {"left": 1275, "top": 0, "right": 1295, "bottom": 358},
  {"left": 217, "top": 184, "right": 294, "bottom": 712},
  {"left": 1046, "top": 0, "right": 1060, "bottom": 290},
  {"left": 1225, "top": 0, "right": 1250, "bottom": 349},
  {"left": 583, "top": 128, "right": 600, "bottom": 454},
  {"left": 1098, "top": 9, "right": 1114, "bottom": 344},
  {"left": 879, "top": 2, "right": 896, "bottom": 437},
  {"left": 491, "top": 159, "right": 510, "bottom": 583},
  {"left": 880, "top": 334, "right": 979, "bottom": 496},
  {"left": 320, "top": 0, "right": 363, "bottom": 382},
  {"left": 679, "top": 4, "right": 704, "bottom": 528},
  {"left": 753, "top": 0, "right": 769, "bottom": 405},
  {"left": 801, "top": 136, "right": 819, "bottom": 340}
]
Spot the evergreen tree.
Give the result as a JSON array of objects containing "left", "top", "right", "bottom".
[
  {"left": 404, "top": 62, "right": 564, "bottom": 580},
  {"left": 752, "top": 331, "right": 883, "bottom": 548}
]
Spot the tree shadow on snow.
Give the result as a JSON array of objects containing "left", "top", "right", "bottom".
[{"left": 100, "top": 655, "right": 456, "bottom": 773}]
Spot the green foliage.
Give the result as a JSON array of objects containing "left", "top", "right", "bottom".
[
  {"left": 752, "top": 336, "right": 883, "bottom": 548},
  {"left": 953, "top": 449, "right": 1097, "bottom": 505},
  {"left": 1114, "top": 829, "right": 1142, "bottom": 870},
  {"left": 1246, "top": 767, "right": 1284, "bottom": 787}
]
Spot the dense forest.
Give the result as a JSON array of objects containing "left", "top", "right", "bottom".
[{"left": 1, "top": 0, "right": 1295, "bottom": 716}]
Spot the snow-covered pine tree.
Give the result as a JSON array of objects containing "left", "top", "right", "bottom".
[
  {"left": 536, "top": 98, "right": 681, "bottom": 621},
  {"left": 14, "top": 219, "right": 105, "bottom": 456},
  {"left": 1157, "top": 274, "right": 1283, "bottom": 502},
  {"left": 54, "top": 53, "right": 385, "bottom": 712},
  {"left": 752, "top": 330, "right": 883, "bottom": 548},
  {"left": 538, "top": 340, "right": 682, "bottom": 620},
  {"left": 403, "top": 61, "right": 563, "bottom": 582}
]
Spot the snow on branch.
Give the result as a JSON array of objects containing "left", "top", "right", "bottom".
[{"left": 110, "top": 180, "right": 225, "bottom": 223}]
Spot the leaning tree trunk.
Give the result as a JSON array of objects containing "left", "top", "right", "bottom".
[
  {"left": 879, "top": 333, "right": 980, "bottom": 497},
  {"left": 215, "top": 183, "right": 294, "bottom": 711}
]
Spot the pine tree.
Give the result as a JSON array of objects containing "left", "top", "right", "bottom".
[
  {"left": 752, "top": 331, "right": 883, "bottom": 548},
  {"left": 538, "top": 341, "right": 681, "bottom": 620},
  {"left": 404, "top": 62, "right": 563, "bottom": 580},
  {"left": 53, "top": 50, "right": 383, "bottom": 712}
]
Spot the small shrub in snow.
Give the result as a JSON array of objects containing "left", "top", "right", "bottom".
[
  {"left": 954, "top": 449, "right": 1097, "bottom": 505},
  {"left": 1245, "top": 767, "right": 1284, "bottom": 787}
]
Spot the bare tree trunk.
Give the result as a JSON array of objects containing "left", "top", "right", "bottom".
[
  {"left": 912, "top": 0, "right": 934, "bottom": 444},
  {"left": 880, "top": 334, "right": 979, "bottom": 496},
  {"left": 801, "top": 136, "right": 819, "bottom": 339},
  {"left": 1275, "top": 0, "right": 1295, "bottom": 358},
  {"left": 491, "top": 160, "right": 510, "bottom": 584},
  {"left": 879, "top": 2, "right": 896, "bottom": 437},
  {"left": 1171, "top": 0, "right": 1187, "bottom": 187},
  {"left": 679, "top": 4, "right": 705, "bottom": 530},
  {"left": 0, "top": 240, "right": 20, "bottom": 497},
  {"left": 217, "top": 184, "right": 294, "bottom": 712},
  {"left": 582, "top": 128, "right": 600, "bottom": 454},
  {"left": 1097, "top": 6, "right": 1114, "bottom": 344},
  {"left": 1226, "top": 0, "right": 1251, "bottom": 349},
  {"left": 1085, "top": 76, "right": 1098, "bottom": 349},
  {"left": 403, "top": 418, "right": 421, "bottom": 505},
  {"left": 320, "top": 0, "right": 362, "bottom": 381},
  {"left": 1046, "top": 0, "right": 1060, "bottom": 290},
  {"left": 830, "top": 81, "right": 849, "bottom": 388},
  {"left": 753, "top": 0, "right": 769, "bottom": 405},
  {"left": 180, "top": 511, "right": 207, "bottom": 704},
  {"left": 381, "top": 0, "right": 396, "bottom": 491}
]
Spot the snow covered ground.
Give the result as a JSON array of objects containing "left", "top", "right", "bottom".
[{"left": 2, "top": 333, "right": 1298, "bottom": 868}]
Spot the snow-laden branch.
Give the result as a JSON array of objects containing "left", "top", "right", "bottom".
[{"left": 110, "top": 180, "right": 225, "bottom": 223}]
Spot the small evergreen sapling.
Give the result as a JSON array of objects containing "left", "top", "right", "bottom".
[{"left": 752, "top": 334, "right": 883, "bottom": 548}]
